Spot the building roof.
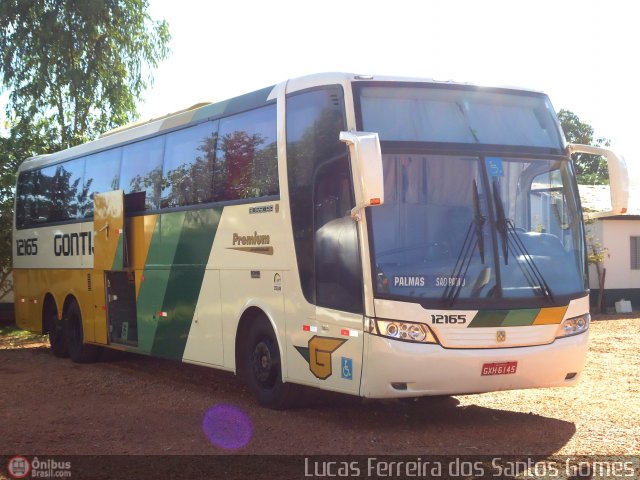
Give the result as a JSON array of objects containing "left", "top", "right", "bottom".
[
  {"left": 599, "top": 215, "right": 640, "bottom": 221},
  {"left": 579, "top": 185, "right": 640, "bottom": 217}
]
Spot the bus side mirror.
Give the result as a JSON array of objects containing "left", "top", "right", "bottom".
[
  {"left": 340, "top": 131, "right": 384, "bottom": 221},
  {"left": 567, "top": 143, "right": 629, "bottom": 218}
]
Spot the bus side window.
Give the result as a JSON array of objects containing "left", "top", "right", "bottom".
[
  {"left": 313, "top": 157, "right": 362, "bottom": 313},
  {"left": 529, "top": 169, "right": 567, "bottom": 236},
  {"left": 43, "top": 158, "right": 84, "bottom": 222},
  {"left": 82, "top": 148, "right": 122, "bottom": 217},
  {"left": 286, "top": 86, "right": 363, "bottom": 312},
  {"left": 15, "top": 170, "right": 35, "bottom": 228},
  {"left": 216, "top": 104, "right": 278, "bottom": 201},
  {"left": 161, "top": 121, "right": 219, "bottom": 209},
  {"left": 121, "top": 136, "right": 164, "bottom": 212}
]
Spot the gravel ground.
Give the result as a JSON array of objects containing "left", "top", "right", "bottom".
[{"left": 0, "top": 315, "right": 638, "bottom": 460}]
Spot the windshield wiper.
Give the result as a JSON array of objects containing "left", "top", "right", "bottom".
[
  {"left": 492, "top": 180, "right": 510, "bottom": 264},
  {"left": 491, "top": 178, "right": 554, "bottom": 302},
  {"left": 443, "top": 180, "right": 485, "bottom": 306},
  {"left": 472, "top": 180, "right": 485, "bottom": 263}
]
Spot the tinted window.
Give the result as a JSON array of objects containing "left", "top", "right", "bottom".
[
  {"left": 27, "top": 170, "right": 51, "bottom": 224},
  {"left": 15, "top": 170, "right": 35, "bottom": 227},
  {"left": 161, "top": 121, "right": 219, "bottom": 208},
  {"left": 359, "top": 86, "right": 562, "bottom": 148},
  {"left": 121, "top": 136, "right": 164, "bottom": 211},
  {"left": 313, "top": 156, "right": 361, "bottom": 312},
  {"left": 217, "top": 104, "right": 278, "bottom": 201},
  {"left": 42, "top": 158, "right": 85, "bottom": 222},
  {"left": 286, "top": 87, "right": 362, "bottom": 312},
  {"left": 83, "top": 148, "right": 122, "bottom": 217}
]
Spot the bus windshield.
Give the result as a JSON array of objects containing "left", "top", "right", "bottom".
[
  {"left": 358, "top": 85, "right": 587, "bottom": 307},
  {"left": 358, "top": 85, "right": 562, "bottom": 148}
]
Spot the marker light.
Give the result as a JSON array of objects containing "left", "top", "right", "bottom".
[{"left": 556, "top": 313, "right": 590, "bottom": 339}]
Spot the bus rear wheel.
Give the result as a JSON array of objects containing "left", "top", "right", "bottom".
[
  {"left": 63, "top": 300, "right": 100, "bottom": 363},
  {"left": 245, "top": 318, "right": 298, "bottom": 409},
  {"left": 45, "top": 304, "right": 68, "bottom": 358}
]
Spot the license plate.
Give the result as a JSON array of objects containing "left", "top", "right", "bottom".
[{"left": 481, "top": 361, "right": 518, "bottom": 376}]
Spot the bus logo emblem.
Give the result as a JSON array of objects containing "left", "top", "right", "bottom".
[
  {"left": 294, "top": 336, "right": 347, "bottom": 380},
  {"left": 496, "top": 330, "right": 506, "bottom": 343}
]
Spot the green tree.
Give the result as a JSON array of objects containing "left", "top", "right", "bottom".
[
  {"left": 0, "top": 0, "right": 170, "bottom": 301},
  {"left": 0, "top": 198, "right": 13, "bottom": 302},
  {"left": 559, "top": 109, "right": 614, "bottom": 311},
  {"left": 558, "top": 109, "right": 611, "bottom": 185},
  {"left": 1, "top": 0, "right": 170, "bottom": 146}
]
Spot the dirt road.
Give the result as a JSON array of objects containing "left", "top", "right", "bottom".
[{"left": 1, "top": 316, "right": 638, "bottom": 457}]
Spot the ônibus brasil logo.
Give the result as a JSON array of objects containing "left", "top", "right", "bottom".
[
  {"left": 6, "top": 456, "right": 71, "bottom": 478},
  {"left": 7, "top": 456, "right": 30, "bottom": 479}
]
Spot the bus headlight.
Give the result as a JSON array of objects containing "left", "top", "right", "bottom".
[
  {"left": 374, "top": 319, "right": 438, "bottom": 344},
  {"left": 556, "top": 313, "right": 590, "bottom": 338}
]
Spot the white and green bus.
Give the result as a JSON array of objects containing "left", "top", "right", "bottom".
[{"left": 12, "top": 73, "right": 628, "bottom": 408}]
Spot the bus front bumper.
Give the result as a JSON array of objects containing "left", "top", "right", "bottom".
[{"left": 359, "top": 330, "right": 589, "bottom": 398}]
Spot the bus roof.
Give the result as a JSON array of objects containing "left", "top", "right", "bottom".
[{"left": 17, "top": 72, "right": 546, "bottom": 173}]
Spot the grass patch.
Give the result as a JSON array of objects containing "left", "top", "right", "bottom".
[{"left": 0, "top": 325, "right": 48, "bottom": 345}]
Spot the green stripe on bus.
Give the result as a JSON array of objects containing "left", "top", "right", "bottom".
[
  {"left": 467, "top": 310, "right": 510, "bottom": 328},
  {"left": 502, "top": 309, "right": 540, "bottom": 326},
  {"left": 112, "top": 232, "right": 124, "bottom": 270},
  {"left": 136, "top": 215, "right": 168, "bottom": 352},
  {"left": 136, "top": 269, "right": 171, "bottom": 353},
  {"left": 468, "top": 309, "right": 541, "bottom": 327},
  {"left": 191, "top": 100, "right": 229, "bottom": 122},
  {"left": 150, "top": 207, "right": 222, "bottom": 359},
  {"left": 146, "top": 211, "right": 186, "bottom": 266},
  {"left": 191, "top": 86, "right": 275, "bottom": 123},
  {"left": 137, "top": 212, "right": 186, "bottom": 353}
]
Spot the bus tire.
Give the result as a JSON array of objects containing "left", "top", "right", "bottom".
[
  {"left": 63, "top": 300, "right": 100, "bottom": 363},
  {"left": 45, "top": 303, "right": 68, "bottom": 358},
  {"left": 244, "top": 317, "right": 297, "bottom": 410}
]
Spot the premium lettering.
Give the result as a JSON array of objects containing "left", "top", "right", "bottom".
[{"left": 232, "top": 232, "right": 270, "bottom": 246}]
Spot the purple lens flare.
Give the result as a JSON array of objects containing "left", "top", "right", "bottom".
[{"left": 202, "top": 404, "right": 253, "bottom": 450}]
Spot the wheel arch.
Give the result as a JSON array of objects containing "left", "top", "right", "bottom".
[
  {"left": 62, "top": 293, "right": 81, "bottom": 318},
  {"left": 41, "top": 293, "right": 59, "bottom": 335},
  {"left": 234, "top": 305, "right": 282, "bottom": 376}
]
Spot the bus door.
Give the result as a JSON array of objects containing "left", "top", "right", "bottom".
[
  {"left": 303, "top": 160, "right": 365, "bottom": 396},
  {"left": 93, "top": 190, "right": 138, "bottom": 346}
]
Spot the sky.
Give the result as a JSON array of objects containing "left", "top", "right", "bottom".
[
  {"left": 139, "top": 0, "right": 640, "bottom": 185},
  {"left": 1, "top": 1, "right": 637, "bottom": 184}
]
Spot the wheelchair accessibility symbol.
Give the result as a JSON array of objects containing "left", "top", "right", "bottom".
[
  {"left": 485, "top": 156, "right": 504, "bottom": 177},
  {"left": 341, "top": 357, "right": 353, "bottom": 380}
]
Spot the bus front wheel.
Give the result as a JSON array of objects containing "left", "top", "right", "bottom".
[
  {"left": 244, "top": 318, "right": 298, "bottom": 409},
  {"left": 63, "top": 300, "right": 100, "bottom": 363}
]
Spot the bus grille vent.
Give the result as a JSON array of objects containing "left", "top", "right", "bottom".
[{"left": 87, "top": 273, "right": 92, "bottom": 291}]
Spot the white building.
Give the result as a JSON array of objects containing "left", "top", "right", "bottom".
[{"left": 581, "top": 185, "right": 640, "bottom": 312}]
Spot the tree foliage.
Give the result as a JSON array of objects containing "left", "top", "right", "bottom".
[
  {"left": 0, "top": 0, "right": 170, "bottom": 300},
  {"left": 557, "top": 109, "right": 611, "bottom": 185},
  {"left": 0, "top": 0, "right": 170, "bottom": 147},
  {"left": 0, "top": 198, "right": 13, "bottom": 301}
]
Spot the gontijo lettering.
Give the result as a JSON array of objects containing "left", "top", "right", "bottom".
[{"left": 54, "top": 232, "right": 93, "bottom": 256}]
